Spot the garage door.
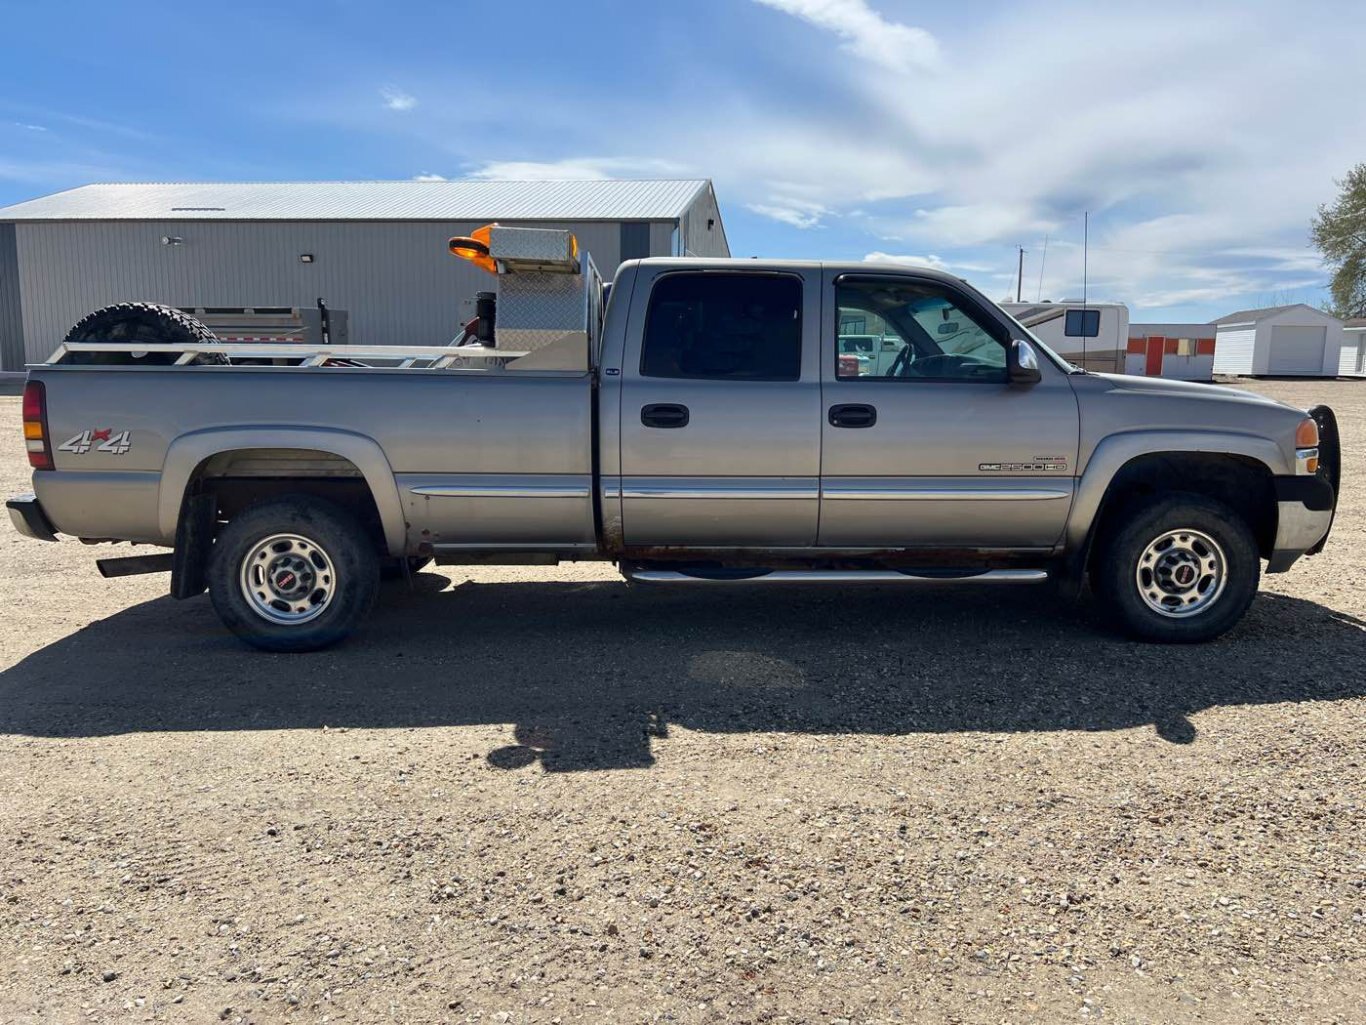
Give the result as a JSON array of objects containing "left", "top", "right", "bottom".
[{"left": 1267, "top": 325, "right": 1326, "bottom": 374}]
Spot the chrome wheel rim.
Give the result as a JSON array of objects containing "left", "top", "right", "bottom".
[
  {"left": 239, "top": 533, "right": 337, "bottom": 625},
  {"left": 1135, "top": 528, "right": 1227, "bottom": 618}
]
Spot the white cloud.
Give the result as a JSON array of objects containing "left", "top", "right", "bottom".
[
  {"left": 380, "top": 86, "right": 416, "bottom": 112},
  {"left": 865, "top": 251, "right": 949, "bottom": 271},
  {"left": 412, "top": 172, "right": 447, "bottom": 181},
  {"left": 753, "top": 0, "right": 939, "bottom": 74},
  {"left": 1219, "top": 247, "right": 1326, "bottom": 274},
  {"left": 864, "top": 252, "right": 992, "bottom": 273},
  {"left": 749, "top": 199, "right": 828, "bottom": 229},
  {"left": 15, "top": 122, "right": 47, "bottom": 132},
  {"left": 296, "top": 2, "right": 1366, "bottom": 318},
  {"left": 729, "top": 0, "right": 1365, "bottom": 314},
  {"left": 467, "top": 156, "right": 688, "bottom": 180},
  {"left": 899, "top": 206, "right": 1059, "bottom": 248}
]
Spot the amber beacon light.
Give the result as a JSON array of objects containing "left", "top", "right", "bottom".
[{"left": 448, "top": 224, "right": 498, "bottom": 275}]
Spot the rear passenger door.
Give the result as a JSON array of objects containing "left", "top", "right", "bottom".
[{"left": 615, "top": 268, "right": 822, "bottom": 546}]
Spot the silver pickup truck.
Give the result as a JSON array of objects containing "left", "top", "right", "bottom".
[{"left": 7, "top": 225, "right": 1340, "bottom": 651}]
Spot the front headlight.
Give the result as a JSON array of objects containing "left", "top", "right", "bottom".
[{"left": 1295, "top": 417, "right": 1319, "bottom": 475}]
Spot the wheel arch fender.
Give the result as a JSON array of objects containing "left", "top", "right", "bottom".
[
  {"left": 159, "top": 427, "right": 407, "bottom": 555},
  {"left": 1066, "top": 430, "right": 1286, "bottom": 551}
]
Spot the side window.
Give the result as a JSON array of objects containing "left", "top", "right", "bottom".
[
  {"left": 1065, "top": 308, "right": 1100, "bottom": 337},
  {"left": 835, "top": 278, "right": 1009, "bottom": 381},
  {"left": 641, "top": 273, "right": 801, "bottom": 381}
]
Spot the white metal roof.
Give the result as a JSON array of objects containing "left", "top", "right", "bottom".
[
  {"left": 0, "top": 179, "right": 713, "bottom": 222},
  {"left": 1210, "top": 303, "right": 1340, "bottom": 326}
]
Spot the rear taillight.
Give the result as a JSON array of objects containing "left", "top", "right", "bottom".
[{"left": 22, "top": 380, "right": 53, "bottom": 470}]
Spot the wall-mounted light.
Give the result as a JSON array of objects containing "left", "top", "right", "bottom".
[
  {"left": 160, "top": 235, "right": 184, "bottom": 246},
  {"left": 300, "top": 253, "right": 315, "bottom": 263}
]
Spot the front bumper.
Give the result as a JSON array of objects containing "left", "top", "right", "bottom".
[
  {"left": 7, "top": 493, "right": 58, "bottom": 542},
  {"left": 1267, "top": 476, "right": 1335, "bottom": 573}
]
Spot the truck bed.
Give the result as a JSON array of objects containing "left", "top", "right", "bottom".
[{"left": 30, "top": 361, "right": 597, "bottom": 552}]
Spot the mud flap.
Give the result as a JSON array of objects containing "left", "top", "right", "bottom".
[
  {"left": 1307, "top": 405, "right": 1340, "bottom": 555},
  {"left": 171, "top": 491, "right": 216, "bottom": 599}
]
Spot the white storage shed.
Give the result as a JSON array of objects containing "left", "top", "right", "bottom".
[
  {"left": 1211, "top": 304, "right": 1344, "bottom": 377},
  {"left": 1339, "top": 318, "right": 1366, "bottom": 377}
]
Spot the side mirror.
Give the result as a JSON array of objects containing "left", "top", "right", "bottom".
[{"left": 1008, "top": 339, "right": 1042, "bottom": 385}]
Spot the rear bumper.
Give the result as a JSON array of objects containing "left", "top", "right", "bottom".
[
  {"left": 7, "top": 493, "right": 58, "bottom": 542},
  {"left": 1267, "top": 475, "right": 1335, "bottom": 573}
]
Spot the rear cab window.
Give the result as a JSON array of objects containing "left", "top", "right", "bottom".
[{"left": 641, "top": 273, "right": 802, "bottom": 381}]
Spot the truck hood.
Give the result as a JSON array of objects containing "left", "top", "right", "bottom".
[{"left": 1082, "top": 372, "right": 1304, "bottom": 414}]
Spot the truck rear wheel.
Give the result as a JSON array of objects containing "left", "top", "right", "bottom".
[
  {"left": 208, "top": 496, "right": 379, "bottom": 652},
  {"left": 1091, "top": 494, "right": 1260, "bottom": 643}
]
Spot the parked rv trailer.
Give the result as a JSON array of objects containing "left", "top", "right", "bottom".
[{"left": 1001, "top": 302, "right": 1128, "bottom": 374}]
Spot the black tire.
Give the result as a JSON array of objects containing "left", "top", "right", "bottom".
[
  {"left": 380, "top": 556, "right": 434, "bottom": 581},
  {"left": 208, "top": 496, "right": 380, "bottom": 652},
  {"left": 62, "top": 302, "right": 227, "bottom": 365},
  {"left": 1090, "top": 493, "right": 1260, "bottom": 643}
]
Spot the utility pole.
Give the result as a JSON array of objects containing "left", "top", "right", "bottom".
[{"left": 1016, "top": 245, "right": 1027, "bottom": 302}]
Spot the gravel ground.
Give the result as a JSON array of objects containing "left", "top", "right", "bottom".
[{"left": 1, "top": 380, "right": 1363, "bottom": 1024}]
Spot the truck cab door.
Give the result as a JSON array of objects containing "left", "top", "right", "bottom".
[
  {"left": 609, "top": 266, "right": 822, "bottom": 547},
  {"left": 819, "top": 270, "right": 1080, "bottom": 549}
]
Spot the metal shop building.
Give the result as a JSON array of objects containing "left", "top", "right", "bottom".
[
  {"left": 0, "top": 179, "right": 729, "bottom": 370},
  {"left": 1125, "top": 323, "right": 1217, "bottom": 381}
]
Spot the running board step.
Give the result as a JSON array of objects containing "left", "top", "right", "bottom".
[
  {"left": 96, "top": 553, "right": 174, "bottom": 578},
  {"left": 626, "top": 568, "right": 1048, "bottom": 584}
]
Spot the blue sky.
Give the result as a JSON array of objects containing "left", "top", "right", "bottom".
[{"left": 2, "top": 0, "right": 1364, "bottom": 321}]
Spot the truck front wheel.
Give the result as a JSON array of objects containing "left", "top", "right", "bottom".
[
  {"left": 1091, "top": 494, "right": 1260, "bottom": 643},
  {"left": 208, "top": 496, "right": 379, "bottom": 652}
]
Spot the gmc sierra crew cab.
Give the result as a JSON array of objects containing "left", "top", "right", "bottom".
[{"left": 7, "top": 225, "right": 1340, "bottom": 651}]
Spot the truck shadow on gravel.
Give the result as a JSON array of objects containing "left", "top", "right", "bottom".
[{"left": 2, "top": 576, "right": 1364, "bottom": 769}]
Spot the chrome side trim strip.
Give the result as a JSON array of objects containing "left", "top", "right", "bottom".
[
  {"left": 822, "top": 486, "right": 1071, "bottom": 502},
  {"left": 432, "top": 542, "right": 598, "bottom": 551},
  {"left": 619, "top": 477, "right": 819, "bottom": 501},
  {"left": 411, "top": 484, "right": 591, "bottom": 499},
  {"left": 628, "top": 569, "right": 1049, "bottom": 584},
  {"left": 622, "top": 487, "right": 816, "bottom": 501}
]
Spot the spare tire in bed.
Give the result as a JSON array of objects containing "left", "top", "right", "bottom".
[{"left": 60, "top": 302, "right": 227, "bottom": 365}]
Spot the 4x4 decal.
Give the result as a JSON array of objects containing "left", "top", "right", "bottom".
[{"left": 58, "top": 428, "right": 131, "bottom": 455}]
